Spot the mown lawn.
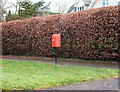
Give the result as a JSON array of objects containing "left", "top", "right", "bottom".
[{"left": 1, "top": 59, "right": 119, "bottom": 90}]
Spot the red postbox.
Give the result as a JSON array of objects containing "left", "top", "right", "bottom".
[{"left": 52, "top": 34, "right": 61, "bottom": 47}]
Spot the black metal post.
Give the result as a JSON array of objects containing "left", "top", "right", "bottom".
[{"left": 55, "top": 47, "right": 57, "bottom": 65}]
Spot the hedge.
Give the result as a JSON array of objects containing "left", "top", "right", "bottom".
[{"left": 1, "top": 6, "right": 119, "bottom": 60}]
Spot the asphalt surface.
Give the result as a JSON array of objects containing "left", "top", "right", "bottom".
[{"left": 43, "top": 78, "right": 119, "bottom": 90}]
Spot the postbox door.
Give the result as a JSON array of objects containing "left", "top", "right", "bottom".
[{"left": 52, "top": 34, "right": 61, "bottom": 47}]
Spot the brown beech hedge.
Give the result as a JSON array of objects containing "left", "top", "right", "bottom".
[{"left": 1, "top": 6, "right": 119, "bottom": 60}]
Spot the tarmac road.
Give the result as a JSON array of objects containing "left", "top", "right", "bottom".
[{"left": 43, "top": 78, "right": 119, "bottom": 90}]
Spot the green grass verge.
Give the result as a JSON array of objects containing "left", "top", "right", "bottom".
[{"left": 1, "top": 59, "right": 119, "bottom": 90}]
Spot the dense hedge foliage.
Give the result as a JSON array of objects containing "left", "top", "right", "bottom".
[{"left": 1, "top": 6, "right": 119, "bottom": 60}]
